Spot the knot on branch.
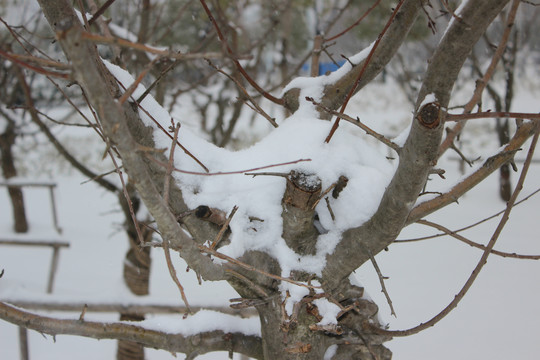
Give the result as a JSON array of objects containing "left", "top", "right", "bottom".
[{"left": 416, "top": 102, "right": 442, "bottom": 129}]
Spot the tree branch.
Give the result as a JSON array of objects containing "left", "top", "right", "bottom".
[
  {"left": 283, "top": 0, "right": 425, "bottom": 115},
  {"left": 417, "top": 219, "right": 540, "bottom": 260},
  {"left": 368, "top": 121, "right": 540, "bottom": 337},
  {"left": 322, "top": 0, "right": 512, "bottom": 291},
  {"left": 37, "top": 0, "right": 225, "bottom": 281},
  {"left": 407, "top": 120, "right": 539, "bottom": 224},
  {"left": 0, "top": 302, "right": 263, "bottom": 359}
]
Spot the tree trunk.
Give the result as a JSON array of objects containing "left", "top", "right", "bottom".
[
  {"left": 0, "top": 122, "right": 28, "bottom": 233},
  {"left": 117, "top": 187, "right": 152, "bottom": 360}
]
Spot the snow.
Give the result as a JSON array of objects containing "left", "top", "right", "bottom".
[
  {"left": 103, "top": 58, "right": 395, "bottom": 280},
  {"left": 138, "top": 310, "right": 260, "bottom": 337},
  {"left": 419, "top": 92, "right": 437, "bottom": 108},
  {"left": 323, "top": 344, "right": 338, "bottom": 360},
  {"left": 312, "top": 298, "right": 341, "bottom": 326}
]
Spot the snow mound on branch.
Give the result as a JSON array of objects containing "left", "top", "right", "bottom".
[{"left": 103, "top": 59, "right": 395, "bottom": 277}]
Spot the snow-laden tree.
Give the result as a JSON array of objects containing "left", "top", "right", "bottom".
[{"left": 1, "top": 0, "right": 539, "bottom": 359}]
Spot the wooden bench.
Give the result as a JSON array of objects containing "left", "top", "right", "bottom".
[
  {"left": 0, "top": 239, "right": 70, "bottom": 294},
  {"left": 1, "top": 179, "right": 68, "bottom": 360},
  {"left": 0, "top": 180, "right": 62, "bottom": 234}
]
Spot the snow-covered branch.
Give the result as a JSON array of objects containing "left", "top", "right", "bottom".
[
  {"left": 0, "top": 302, "right": 263, "bottom": 359},
  {"left": 282, "top": 0, "right": 425, "bottom": 116}
]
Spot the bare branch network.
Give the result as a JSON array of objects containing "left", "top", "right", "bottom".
[{"left": 1, "top": 0, "right": 539, "bottom": 359}]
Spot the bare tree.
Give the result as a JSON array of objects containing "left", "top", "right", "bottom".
[{"left": 1, "top": 0, "right": 540, "bottom": 359}]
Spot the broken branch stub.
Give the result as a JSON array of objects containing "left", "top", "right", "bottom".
[
  {"left": 416, "top": 102, "right": 442, "bottom": 129},
  {"left": 282, "top": 171, "right": 322, "bottom": 255}
]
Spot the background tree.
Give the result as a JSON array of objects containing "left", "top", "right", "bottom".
[{"left": 1, "top": 0, "right": 539, "bottom": 359}]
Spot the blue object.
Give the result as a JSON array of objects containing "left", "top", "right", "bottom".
[{"left": 301, "top": 60, "right": 346, "bottom": 76}]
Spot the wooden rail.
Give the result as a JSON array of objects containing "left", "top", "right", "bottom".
[{"left": 0, "top": 239, "right": 70, "bottom": 294}]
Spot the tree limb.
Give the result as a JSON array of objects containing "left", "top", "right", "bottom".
[
  {"left": 322, "top": 0, "right": 512, "bottom": 290},
  {"left": 0, "top": 302, "right": 263, "bottom": 359},
  {"left": 283, "top": 0, "right": 425, "bottom": 115},
  {"left": 37, "top": 0, "right": 225, "bottom": 281},
  {"left": 407, "top": 120, "right": 539, "bottom": 224}
]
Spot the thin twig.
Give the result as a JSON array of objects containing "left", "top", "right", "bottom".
[
  {"left": 199, "top": 245, "right": 320, "bottom": 290},
  {"left": 209, "top": 206, "right": 238, "bottom": 250},
  {"left": 108, "top": 148, "right": 146, "bottom": 246},
  {"left": 367, "top": 249, "right": 396, "bottom": 317},
  {"left": 0, "top": 48, "right": 69, "bottom": 79},
  {"left": 312, "top": 182, "right": 337, "bottom": 210},
  {"left": 161, "top": 122, "right": 191, "bottom": 312},
  {"left": 113, "top": 79, "right": 209, "bottom": 172},
  {"left": 418, "top": 219, "right": 540, "bottom": 260},
  {"left": 88, "top": 0, "right": 117, "bottom": 25},
  {"left": 450, "top": 143, "right": 474, "bottom": 167},
  {"left": 80, "top": 31, "right": 226, "bottom": 61},
  {"left": 325, "top": 0, "right": 406, "bottom": 143},
  {"left": 198, "top": 0, "right": 284, "bottom": 105},
  {"left": 118, "top": 57, "right": 161, "bottom": 105},
  {"left": 205, "top": 59, "right": 278, "bottom": 128},
  {"left": 325, "top": 0, "right": 382, "bottom": 42},
  {"left": 438, "top": 0, "right": 521, "bottom": 156},
  {"left": 446, "top": 111, "right": 540, "bottom": 122},
  {"left": 136, "top": 60, "right": 180, "bottom": 104},
  {"left": 398, "top": 187, "right": 540, "bottom": 242},
  {"left": 147, "top": 156, "right": 310, "bottom": 176},
  {"left": 325, "top": 197, "right": 336, "bottom": 222},
  {"left": 225, "top": 269, "right": 268, "bottom": 298},
  {"left": 368, "top": 125, "right": 540, "bottom": 337},
  {"left": 306, "top": 97, "right": 400, "bottom": 152}
]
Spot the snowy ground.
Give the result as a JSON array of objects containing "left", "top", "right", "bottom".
[{"left": 1, "top": 80, "right": 539, "bottom": 360}]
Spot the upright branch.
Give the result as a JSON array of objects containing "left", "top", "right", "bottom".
[
  {"left": 438, "top": 0, "right": 521, "bottom": 156},
  {"left": 324, "top": 0, "right": 406, "bottom": 143},
  {"left": 322, "top": 0, "right": 512, "bottom": 291},
  {"left": 37, "top": 0, "right": 225, "bottom": 281}
]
